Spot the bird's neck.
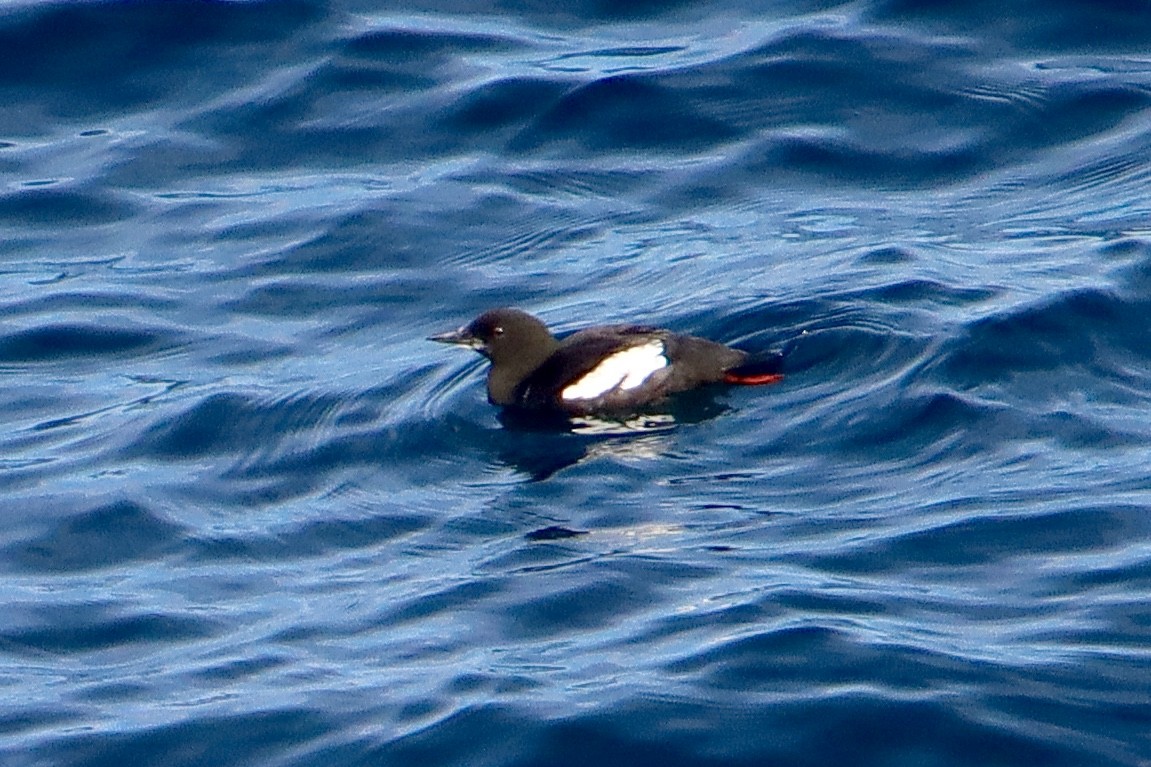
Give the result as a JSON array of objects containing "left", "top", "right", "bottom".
[{"left": 486, "top": 337, "right": 559, "bottom": 406}]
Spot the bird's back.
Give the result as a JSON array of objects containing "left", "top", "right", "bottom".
[{"left": 512, "top": 326, "right": 746, "bottom": 414}]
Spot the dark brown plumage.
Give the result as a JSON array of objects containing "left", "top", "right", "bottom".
[{"left": 430, "top": 307, "right": 781, "bottom": 415}]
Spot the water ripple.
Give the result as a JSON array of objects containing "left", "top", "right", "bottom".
[{"left": 3, "top": 2, "right": 1151, "bottom": 767}]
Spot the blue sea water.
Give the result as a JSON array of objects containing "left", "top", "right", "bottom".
[{"left": 3, "top": 0, "right": 1151, "bottom": 765}]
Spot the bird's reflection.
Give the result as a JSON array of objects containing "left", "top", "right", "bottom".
[{"left": 490, "top": 390, "right": 732, "bottom": 480}]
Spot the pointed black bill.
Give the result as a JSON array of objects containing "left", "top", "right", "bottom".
[{"left": 428, "top": 327, "right": 482, "bottom": 349}]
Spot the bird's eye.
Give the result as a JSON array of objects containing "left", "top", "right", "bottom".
[{"left": 493, "top": 326, "right": 504, "bottom": 336}]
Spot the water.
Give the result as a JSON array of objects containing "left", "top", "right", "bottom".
[{"left": 3, "top": 1, "right": 1151, "bottom": 765}]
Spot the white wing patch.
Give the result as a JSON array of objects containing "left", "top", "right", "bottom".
[{"left": 561, "top": 341, "right": 667, "bottom": 401}]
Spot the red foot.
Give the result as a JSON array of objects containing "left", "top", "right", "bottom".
[{"left": 723, "top": 372, "right": 784, "bottom": 385}]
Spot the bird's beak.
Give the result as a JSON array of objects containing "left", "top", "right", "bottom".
[{"left": 428, "top": 326, "right": 482, "bottom": 350}]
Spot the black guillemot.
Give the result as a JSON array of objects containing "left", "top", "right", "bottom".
[{"left": 430, "top": 308, "right": 782, "bottom": 415}]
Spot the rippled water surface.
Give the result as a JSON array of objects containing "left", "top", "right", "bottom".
[{"left": 3, "top": 1, "right": 1151, "bottom": 765}]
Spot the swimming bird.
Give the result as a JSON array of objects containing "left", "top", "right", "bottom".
[{"left": 429, "top": 308, "right": 782, "bottom": 415}]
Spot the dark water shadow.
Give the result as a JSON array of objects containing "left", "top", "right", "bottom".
[{"left": 490, "top": 387, "right": 739, "bottom": 480}]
